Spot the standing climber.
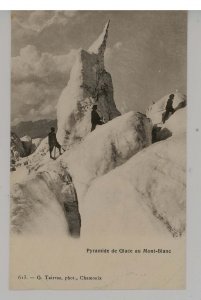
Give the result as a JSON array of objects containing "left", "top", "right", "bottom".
[
  {"left": 48, "top": 127, "right": 62, "bottom": 159},
  {"left": 91, "top": 105, "right": 104, "bottom": 131},
  {"left": 162, "top": 94, "right": 175, "bottom": 123}
]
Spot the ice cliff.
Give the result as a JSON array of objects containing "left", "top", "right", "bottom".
[
  {"left": 56, "top": 20, "right": 120, "bottom": 147},
  {"left": 11, "top": 163, "right": 81, "bottom": 236}
]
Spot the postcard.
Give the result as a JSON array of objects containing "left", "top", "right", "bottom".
[{"left": 10, "top": 11, "right": 186, "bottom": 289}]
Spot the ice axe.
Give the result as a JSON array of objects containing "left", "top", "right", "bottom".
[{"left": 54, "top": 146, "right": 56, "bottom": 159}]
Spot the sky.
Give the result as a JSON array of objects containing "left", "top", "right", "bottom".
[{"left": 11, "top": 11, "right": 187, "bottom": 125}]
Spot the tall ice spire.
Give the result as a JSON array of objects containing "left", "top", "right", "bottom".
[{"left": 88, "top": 20, "right": 110, "bottom": 56}]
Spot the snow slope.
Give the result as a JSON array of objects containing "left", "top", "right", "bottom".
[
  {"left": 81, "top": 107, "right": 186, "bottom": 237},
  {"left": 82, "top": 133, "right": 186, "bottom": 237}
]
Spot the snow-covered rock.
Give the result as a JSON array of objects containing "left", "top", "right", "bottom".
[
  {"left": 82, "top": 132, "right": 186, "bottom": 238},
  {"left": 57, "top": 21, "right": 120, "bottom": 147},
  {"left": 11, "top": 134, "right": 44, "bottom": 171},
  {"left": 59, "top": 111, "right": 152, "bottom": 200},
  {"left": 11, "top": 132, "right": 26, "bottom": 168},
  {"left": 146, "top": 92, "right": 186, "bottom": 125},
  {"left": 21, "top": 135, "right": 32, "bottom": 156}
]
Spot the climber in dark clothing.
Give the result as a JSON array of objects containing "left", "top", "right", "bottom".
[
  {"left": 48, "top": 127, "right": 61, "bottom": 159},
  {"left": 162, "top": 94, "right": 175, "bottom": 123},
  {"left": 91, "top": 105, "right": 104, "bottom": 131}
]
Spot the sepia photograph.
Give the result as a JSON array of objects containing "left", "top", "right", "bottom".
[{"left": 10, "top": 10, "right": 186, "bottom": 289}]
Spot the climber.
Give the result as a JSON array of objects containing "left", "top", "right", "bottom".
[
  {"left": 91, "top": 105, "right": 104, "bottom": 131},
  {"left": 162, "top": 94, "right": 175, "bottom": 123},
  {"left": 48, "top": 127, "right": 62, "bottom": 159}
]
